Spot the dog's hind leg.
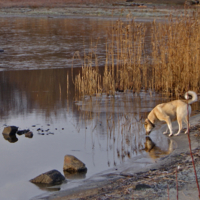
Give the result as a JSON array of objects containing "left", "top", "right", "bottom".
[
  {"left": 174, "top": 117, "right": 183, "bottom": 136},
  {"left": 184, "top": 116, "right": 190, "bottom": 134}
]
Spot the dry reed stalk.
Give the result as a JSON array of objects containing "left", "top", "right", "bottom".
[
  {"left": 176, "top": 167, "right": 178, "bottom": 200},
  {"left": 186, "top": 94, "right": 200, "bottom": 199}
]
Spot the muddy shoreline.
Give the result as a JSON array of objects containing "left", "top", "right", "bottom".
[
  {"left": 0, "top": 3, "right": 193, "bottom": 19},
  {"left": 33, "top": 114, "right": 200, "bottom": 200}
]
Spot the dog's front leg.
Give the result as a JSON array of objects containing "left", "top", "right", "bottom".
[
  {"left": 163, "top": 127, "right": 168, "bottom": 135},
  {"left": 161, "top": 116, "right": 173, "bottom": 136},
  {"left": 166, "top": 120, "right": 173, "bottom": 137}
]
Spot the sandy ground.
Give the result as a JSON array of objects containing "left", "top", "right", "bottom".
[{"left": 31, "top": 113, "right": 200, "bottom": 200}]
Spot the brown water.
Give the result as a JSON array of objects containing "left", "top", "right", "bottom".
[{"left": 0, "top": 16, "right": 195, "bottom": 200}]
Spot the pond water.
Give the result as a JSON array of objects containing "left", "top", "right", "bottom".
[{"left": 0, "top": 16, "right": 196, "bottom": 200}]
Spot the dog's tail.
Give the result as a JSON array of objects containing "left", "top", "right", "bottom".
[{"left": 184, "top": 91, "right": 198, "bottom": 104}]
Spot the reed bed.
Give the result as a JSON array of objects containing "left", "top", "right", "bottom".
[
  {"left": 151, "top": 13, "right": 200, "bottom": 96},
  {"left": 74, "top": 11, "right": 200, "bottom": 98}
]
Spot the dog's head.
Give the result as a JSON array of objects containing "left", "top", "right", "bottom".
[{"left": 144, "top": 118, "right": 155, "bottom": 135}]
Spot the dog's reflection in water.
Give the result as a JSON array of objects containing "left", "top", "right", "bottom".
[{"left": 144, "top": 136, "right": 173, "bottom": 160}]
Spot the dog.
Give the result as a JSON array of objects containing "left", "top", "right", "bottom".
[{"left": 144, "top": 91, "right": 198, "bottom": 137}]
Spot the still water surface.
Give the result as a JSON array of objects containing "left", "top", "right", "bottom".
[{"left": 0, "top": 16, "right": 186, "bottom": 200}]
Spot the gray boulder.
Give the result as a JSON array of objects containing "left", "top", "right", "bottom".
[
  {"left": 30, "top": 169, "right": 65, "bottom": 185},
  {"left": 63, "top": 155, "right": 87, "bottom": 173}
]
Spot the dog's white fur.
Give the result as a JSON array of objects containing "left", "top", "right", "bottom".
[{"left": 144, "top": 91, "right": 198, "bottom": 137}]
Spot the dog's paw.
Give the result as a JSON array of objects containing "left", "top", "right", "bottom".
[
  {"left": 168, "top": 133, "right": 173, "bottom": 137},
  {"left": 163, "top": 131, "right": 168, "bottom": 135},
  {"left": 174, "top": 133, "right": 180, "bottom": 136}
]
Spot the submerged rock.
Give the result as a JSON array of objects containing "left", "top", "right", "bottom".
[
  {"left": 17, "top": 129, "right": 29, "bottom": 135},
  {"left": 30, "top": 169, "right": 65, "bottom": 185},
  {"left": 63, "top": 155, "right": 87, "bottom": 173},
  {"left": 0, "top": 49, "right": 4, "bottom": 52}
]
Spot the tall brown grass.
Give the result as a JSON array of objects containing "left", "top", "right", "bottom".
[{"left": 74, "top": 11, "right": 200, "bottom": 97}]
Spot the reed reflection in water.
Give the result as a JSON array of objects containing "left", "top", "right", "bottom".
[
  {"left": 0, "top": 17, "right": 113, "bottom": 70},
  {"left": 0, "top": 67, "right": 177, "bottom": 200}
]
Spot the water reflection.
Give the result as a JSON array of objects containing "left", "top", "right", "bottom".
[
  {"left": 3, "top": 132, "right": 18, "bottom": 143},
  {"left": 0, "top": 68, "right": 174, "bottom": 167},
  {"left": 64, "top": 171, "right": 87, "bottom": 180},
  {"left": 0, "top": 17, "right": 111, "bottom": 70},
  {"left": 144, "top": 136, "right": 174, "bottom": 160},
  {"left": 33, "top": 183, "right": 61, "bottom": 192}
]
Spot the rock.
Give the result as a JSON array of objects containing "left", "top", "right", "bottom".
[
  {"left": 135, "top": 183, "right": 151, "bottom": 190},
  {"left": 2, "top": 126, "right": 18, "bottom": 137},
  {"left": 0, "top": 49, "right": 4, "bottom": 52},
  {"left": 17, "top": 129, "right": 29, "bottom": 135},
  {"left": 25, "top": 131, "right": 33, "bottom": 138},
  {"left": 30, "top": 169, "right": 65, "bottom": 185},
  {"left": 63, "top": 155, "right": 87, "bottom": 173}
]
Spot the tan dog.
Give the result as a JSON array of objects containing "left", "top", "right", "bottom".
[{"left": 144, "top": 91, "right": 197, "bottom": 137}]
